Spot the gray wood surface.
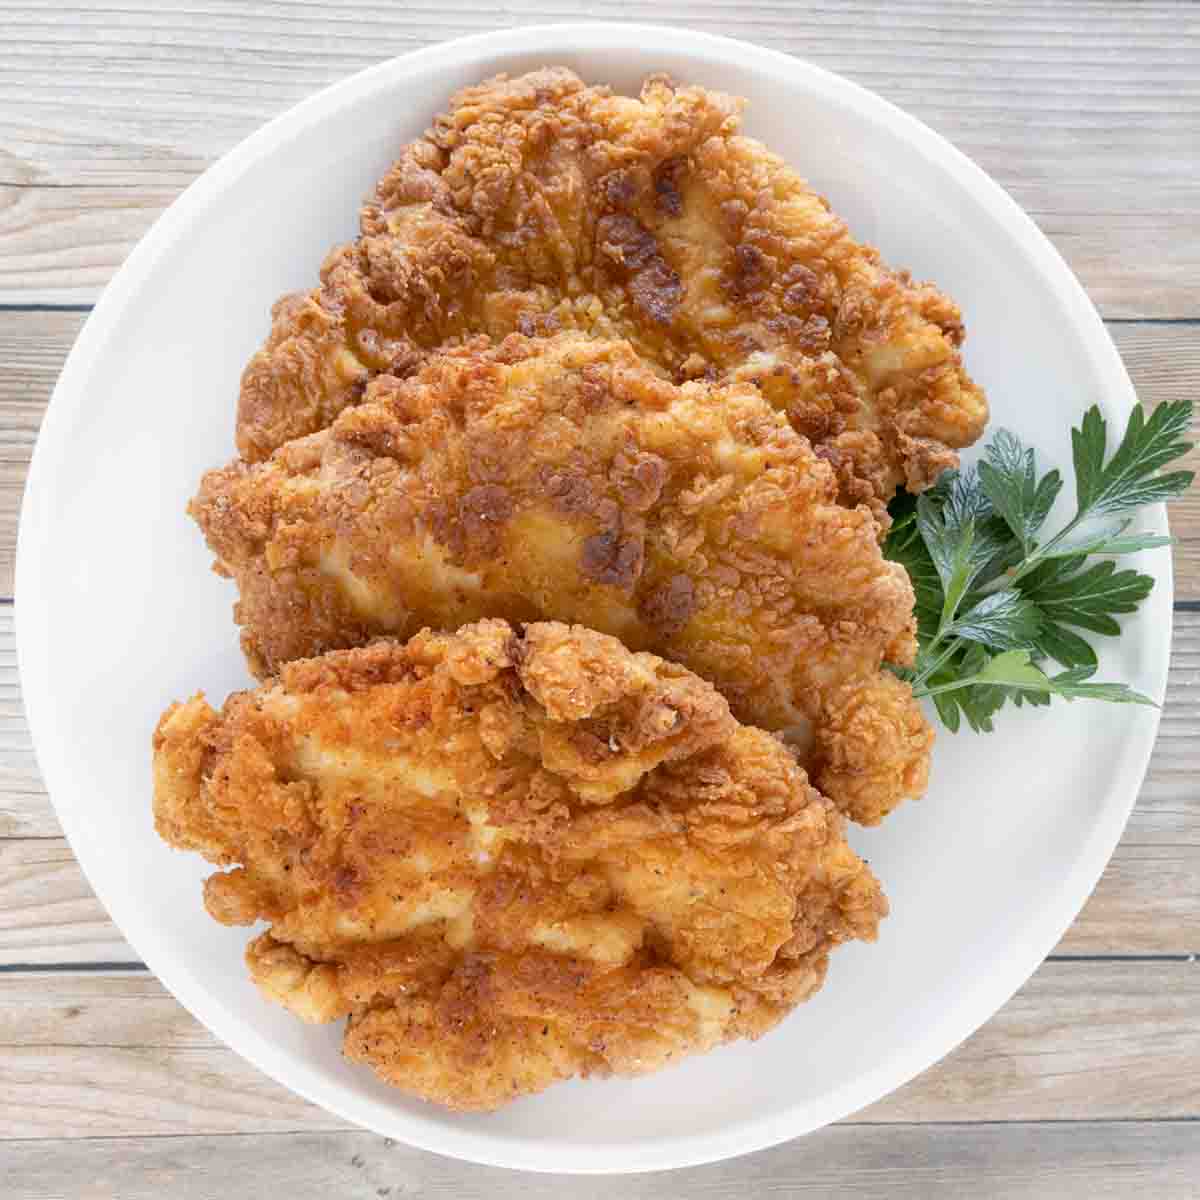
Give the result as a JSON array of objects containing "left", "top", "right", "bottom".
[
  {"left": 2, "top": 2, "right": 1197, "bottom": 1195},
  {"left": 1, "top": 1, "right": 1197, "bottom": 316},
  {"left": 5, "top": 1123, "right": 1199, "bottom": 1200},
  {"left": 2, "top": 960, "right": 1197, "bottom": 1138}
]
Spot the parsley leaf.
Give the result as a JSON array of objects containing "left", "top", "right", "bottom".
[
  {"left": 1039, "top": 520, "right": 1173, "bottom": 560},
  {"left": 883, "top": 495, "right": 942, "bottom": 639},
  {"left": 947, "top": 642, "right": 1012, "bottom": 733},
  {"left": 944, "top": 588, "right": 1042, "bottom": 649},
  {"left": 1022, "top": 557, "right": 1155, "bottom": 637},
  {"left": 920, "top": 649, "right": 1158, "bottom": 709},
  {"left": 914, "top": 468, "right": 1020, "bottom": 621},
  {"left": 931, "top": 688, "right": 963, "bottom": 733},
  {"left": 976, "top": 650, "right": 1157, "bottom": 705},
  {"left": 978, "top": 428, "right": 1062, "bottom": 554},
  {"left": 1033, "top": 621, "right": 1098, "bottom": 671},
  {"left": 1072, "top": 401, "right": 1194, "bottom": 518},
  {"left": 883, "top": 398, "right": 1194, "bottom": 732}
]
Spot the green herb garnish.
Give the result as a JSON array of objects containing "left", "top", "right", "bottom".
[{"left": 883, "top": 400, "right": 1194, "bottom": 732}]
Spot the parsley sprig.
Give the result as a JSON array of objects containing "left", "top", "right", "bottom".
[{"left": 884, "top": 400, "right": 1194, "bottom": 732}]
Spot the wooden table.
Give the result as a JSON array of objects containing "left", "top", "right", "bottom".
[{"left": 2, "top": 3, "right": 1197, "bottom": 1195}]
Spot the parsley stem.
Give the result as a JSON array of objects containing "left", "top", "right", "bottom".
[
  {"left": 911, "top": 637, "right": 964, "bottom": 689},
  {"left": 913, "top": 674, "right": 1004, "bottom": 700},
  {"left": 914, "top": 673, "right": 1158, "bottom": 706},
  {"left": 1003, "top": 511, "right": 1087, "bottom": 587}
]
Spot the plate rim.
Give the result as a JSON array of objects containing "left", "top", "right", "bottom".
[{"left": 15, "top": 21, "right": 1171, "bottom": 1175}]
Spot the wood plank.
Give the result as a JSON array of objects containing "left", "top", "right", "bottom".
[
  {"left": 0, "top": 961, "right": 1197, "bottom": 1139},
  {"left": 870, "top": 960, "right": 1200, "bottom": 1123},
  {"left": 0, "top": 603, "right": 45, "bottom": 838},
  {"left": 0, "top": 309, "right": 85, "bottom": 612},
  {"left": 4, "top": 1122, "right": 1200, "bottom": 1200},
  {"left": 1054, "top": 603, "right": 1200, "bottom": 954},
  {"left": 0, "top": 1, "right": 1196, "bottom": 313},
  {"left": 4, "top": 1, "right": 1195, "bottom": 1180},
  {"left": 0, "top": 183, "right": 170, "bottom": 305},
  {"left": 2, "top": 610, "right": 1197, "bottom": 957},
  {"left": 0, "top": 841, "right": 135, "bottom": 964},
  {"left": 0, "top": 971, "right": 206, "bottom": 1049},
  {"left": 0, "top": 1044, "right": 334, "bottom": 1139},
  {"left": 1114, "top": 325, "right": 1200, "bottom": 594},
  {"left": 1057, "top": 846, "right": 1200, "bottom": 954},
  {"left": 1, "top": 314, "right": 1195, "bottom": 603}
]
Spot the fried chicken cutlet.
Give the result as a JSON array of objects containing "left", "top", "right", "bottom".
[
  {"left": 152, "top": 620, "right": 886, "bottom": 1111},
  {"left": 193, "top": 332, "right": 933, "bottom": 824},
  {"left": 237, "top": 67, "right": 987, "bottom": 519}
]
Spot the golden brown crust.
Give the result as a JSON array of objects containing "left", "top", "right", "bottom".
[
  {"left": 235, "top": 68, "right": 987, "bottom": 515},
  {"left": 151, "top": 621, "right": 885, "bottom": 1110},
  {"left": 196, "top": 332, "right": 932, "bottom": 822},
  {"left": 811, "top": 671, "right": 935, "bottom": 827}
]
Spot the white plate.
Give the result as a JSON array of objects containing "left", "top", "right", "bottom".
[{"left": 17, "top": 24, "right": 1170, "bottom": 1175}]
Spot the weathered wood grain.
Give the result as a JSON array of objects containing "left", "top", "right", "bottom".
[
  {"left": 0, "top": 960, "right": 1196, "bottom": 1139},
  {"left": 2, "top": 610, "right": 1196, "bottom": 956},
  {"left": 5, "top": 1122, "right": 1200, "bottom": 1200},
  {"left": 0, "top": 970, "right": 207, "bottom": 1049},
  {"left": 0, "top": 1045, "right": 334, "bottom": 1140},
  {"left": 0, "top": 308, "right": 82, "bottom": 610},
  {"left": 3, "top": 0, "right": 1198, "bottom": 1187},
  {"left": 2, "top": 314, "right": 1195, "bottom": 603},
  {"left": 0, "top": 604, "right": 44, "bottom": 838},
  {"left": 0, "top": 841, "right": 135, "bottom": 964},
  {"left": 1115, "top": 326, "right": 1200, "bottom": 593},
  {"left": 0, "top": 183, "right": 171, "bottom": 305},
  {"left": 0, "top": 1, "right": 1196, "bottom": 313}
]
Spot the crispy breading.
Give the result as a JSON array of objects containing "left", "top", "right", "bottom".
[
  {"left": 152, "top": 621, "right": 886, "bottom": 1111},
  {"left": 194, "top": 332, "right": 933, "bottom": 823},
  {"left": 812, "top": 672, "right": 933, "bottom": 827},
  {"left": 236, "top": 68, "right": 986, "bottom": 516}
]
